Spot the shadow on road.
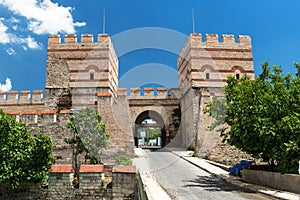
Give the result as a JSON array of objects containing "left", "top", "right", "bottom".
[
  {"left": 147, "top": 148, "right": 169, "bottom": 152},
  {"left": 183, "top": 175, "right": 255, "bottom": 193}
]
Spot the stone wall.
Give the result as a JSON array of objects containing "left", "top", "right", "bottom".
[
  {"left": 112, "top": 166, "right": 137, "bottom": 199},
  {"left": 0, "top": 87, "right": 181, "bottom": 165},
  {"left": 0, "top": 90, "right": 44, "bottom": 112},
  {"left": 179, "top": 87, "right": 195, "bottom": 147},
  {"left": 0, "top": 32, "right": 257, "bottom": 172},
  {"left": 0, "top": 164, "right": 137, "bottom": 200},
  {"left": 97, "top": 94, "right": 135, "bottom": 164}
]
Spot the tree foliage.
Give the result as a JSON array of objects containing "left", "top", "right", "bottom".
[
  {"left": 115, "top": 155, "right": 132, "bottom": 166},
  {"left": 65, "top": 107, "right": 110, "bottom": 176},
  {"left": 205, "top": 62, "right": 300, "bottom": 173},
  {"left": 0, "top": 109, "right": 54, "bottom": 189}
]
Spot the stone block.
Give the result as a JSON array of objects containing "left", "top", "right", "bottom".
[
  {"left": 48, "top": 35, "right": 61, "bottom": 45},
  {"left": 242, "top": 169, "right": 300, "bottom": 194},
  {"left": 7, "top": 91, "right": 18, "bottom": 104},
  {"left": 81, "top": 34, "right": 94, "bottom": 43},
  {"left": 19, "top": 90, "right": 31, "bottom": 104},
  {"left": 143, "top": 88, "right": 154, "bottom": 96},
  {"left": 205, "top": 34, "right": 219, "bottom": 44},
  {"left": 64, "top": 34, "right": 77, "bottom": 43},
  {"left": 32, "top": 90, "right": 43, "bottom": 103}
]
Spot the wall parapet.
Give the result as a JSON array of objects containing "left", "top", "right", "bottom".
[
  {"left": 48, "top": 33, "right": 111, "bottom": 46},
  {"left": 5, "top": 109, "right": 65, "bottom": 124},
  {"left": 0, "top": 90, "right": 44, "bottom": 105},
  {"left": 126, "top": 87, "right": 180, "bottom": 98},
  {"left": 189, "top": 33, "right": 252, "bottom": 47}
]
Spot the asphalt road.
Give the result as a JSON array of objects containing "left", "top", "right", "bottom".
[{"left": 134, "top": 148, "right": 277, "bottom": 200}]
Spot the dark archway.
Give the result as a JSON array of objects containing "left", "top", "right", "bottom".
[{"left": 134, "top": 110, "right": 166, "bottom": 148}]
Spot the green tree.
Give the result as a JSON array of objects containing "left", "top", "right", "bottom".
[
  {"left": 0, "top": 109, "right": 54, "bottom": 189},
  {"left": 205, "top": 62, "right": 300, "bottom": 173},
  {"left": 65, "top": 107, "right": 110, "bottom": 176}
]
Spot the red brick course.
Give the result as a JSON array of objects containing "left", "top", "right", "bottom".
[
  {"left": 50, "top": 165, "right": 74, "bottom": 173},
  {"left": 79, "top": 165, "right": 104, "bottom": 173},
  {"left": 113, "top": 166, "right": 136, "bottom": 173}
]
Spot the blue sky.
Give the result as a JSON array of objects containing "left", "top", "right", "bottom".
[{"left": 0, "top": 0, "right": 300, "bottom": 91}]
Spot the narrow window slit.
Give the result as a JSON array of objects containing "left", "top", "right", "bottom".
[{"left": 90, "top": 73, "right": 94, "bottom": 80}]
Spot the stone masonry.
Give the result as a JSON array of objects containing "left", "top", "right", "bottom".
[
  {"left": 0, "top": 164, "right": 137, "bottom": 200},
  {"left": 0, "top": 32, "right": 255, "bottom": 163}
]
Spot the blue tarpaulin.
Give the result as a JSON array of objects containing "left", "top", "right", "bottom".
[{"left": 229, "top": 160, "right": 252, "bottom": 176}]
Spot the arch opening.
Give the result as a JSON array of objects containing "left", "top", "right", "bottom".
[{"left": 134, "top": 110, "right": 167, "bottom": 148}]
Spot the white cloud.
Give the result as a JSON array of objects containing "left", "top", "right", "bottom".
[
  {"left": 0, "top": 18, "right": 43, "bottom": 49},
  {"left": 0, "top": 32, "right": 43, "bottom": 50},
  {"left": 0, "top": 78, "right": 12, "bottom": 92},
  {"left": 25, "top": 36, "right": 42, "bottom": 49},
  {"left": 5, "top": 47, "right": 16, "bottom": 55},
  {"left": 0, "top": 0, "right": 86, "bottom": 34},
  {"left": 9, "top": 16, "right": 19, "bottom": 23},
  {"left": 22, "top": 46, "right": 28, "bottom": 51},
  {"left": 0, "top": 19, "right": 10, "bottom": 43}
]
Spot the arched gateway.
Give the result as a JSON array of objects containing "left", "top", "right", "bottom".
[
  {"left": 134, "top": 110, "right": 166, "bottom": 147},
  {"left": 127, "top": 87, "right": 181, "bottom": 148}
]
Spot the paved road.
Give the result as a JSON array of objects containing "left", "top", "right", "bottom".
[{"left": 134, "top": 148, "right": 277, "bottom": 200}]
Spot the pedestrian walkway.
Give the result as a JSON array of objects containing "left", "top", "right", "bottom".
[
  {"left": 133, "top": 148, "right": 171, "bottom": 200},
  {"left": 167, "top": 147, "right": 299, "bottom": 200}
]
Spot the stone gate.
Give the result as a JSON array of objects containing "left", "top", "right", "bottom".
[{"left": 0, "top": 32, "right": 254, "bottom": 163}]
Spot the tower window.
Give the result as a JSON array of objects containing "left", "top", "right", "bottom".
[
  {"left": 206, "top": 73, "right": 210, "bottom": 79},
  {"left": 236, "top": 74, "right": 240, "bottom": 80},
  {"left": 90, "top": 73, "right": 94, "bottom": 80}
]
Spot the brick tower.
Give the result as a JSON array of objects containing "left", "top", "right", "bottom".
[
  {"left": 178, "top": 33, "right": 254, "bottom": 155},
  {"left": 45, "top": 34, "right": 118, "bottom": 110}
]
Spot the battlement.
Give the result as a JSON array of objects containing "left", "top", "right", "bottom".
[
  {"left": 93, "top": 88, "right": 180, "bottom": 98},
  {"left": 114, "top": 88, "right": 180, "bottom": 99},
  {"left": 48, "top": 33, "right": 111, "bottom": 45},
  {"left": 178, "top": 33, "right": 254, "bottom": 92},
  {"left": 0, "top": 90, "right": 44, "bottom": 105},
  {"left": 5, "top": 109, "right": 74, "bottom": 125},
  {"left": 189, "top": 33, "right": 252, "bottom": 47}
]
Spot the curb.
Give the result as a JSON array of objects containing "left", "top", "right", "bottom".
[{"left": 167, "top": 149, "right": 299, "bottom": 200}]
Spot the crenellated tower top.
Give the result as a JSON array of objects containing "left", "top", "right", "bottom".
[
  {"left": 178, "top": 33, "right": 254, "bottom": 93},
  {"left": 48, "top": 34, "right": 111, "bottom": 46}
]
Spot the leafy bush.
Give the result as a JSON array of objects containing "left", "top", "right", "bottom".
[
  {"left": 115, "top": 155, "right": 132, "bottom": 165},
  {"left": 205, "top": 62, "right": 300, "bottom": 173},
  {"left": 0, "top": 109, "right": 54, "bottom": 189}
]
